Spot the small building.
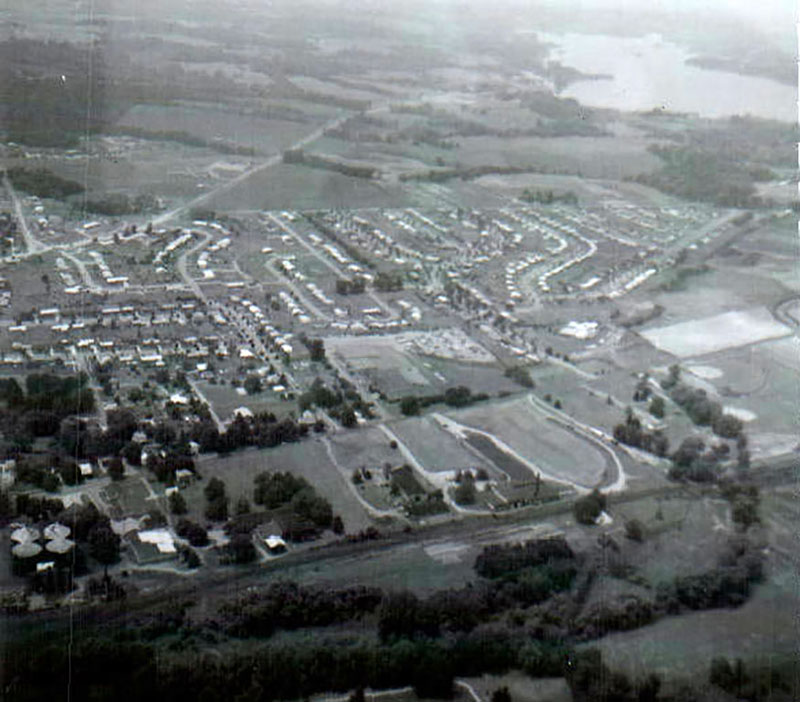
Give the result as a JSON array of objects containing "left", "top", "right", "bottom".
[
  {"left": 175, "top": 468, "right": 195, "bottom": 487},
  {"left": 264, "top": 535, "right": 287, "bottom": 555}
]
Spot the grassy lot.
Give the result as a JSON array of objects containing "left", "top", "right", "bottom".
[
  {"left": 186, "top": 440, "right": 374, "bottom": 533},
  {"left": 197, "top": 380, "right": 298, "bottom": 422},
  {"left": 588, "top": 580, "right": 798, "bottom": 681},
  {"left": 387, "top": 416, "right": 494, "bottom": 474},
  {"left": 327, "top": 425, "right": 400, "bottom": 474},
  {"left": 101, "top": 477, "right": 158, "bottom": 519}
]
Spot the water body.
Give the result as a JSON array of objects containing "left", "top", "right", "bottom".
[{"left": 541, "top": 32, "right": 797, "bottom": 123}]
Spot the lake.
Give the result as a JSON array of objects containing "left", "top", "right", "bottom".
[{"left": 540, "top": 32, "right": 797, "bottom": 123}]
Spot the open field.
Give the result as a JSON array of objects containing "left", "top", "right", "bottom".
[
  {"left": 101, "top": 477, "right": 158, "bottom": 519},
  {"left": 441, "top": 397, "right": 609, "bottom": 489},
  {"left": 201, "top": 163, "right": 417, "bottom": 212},
  {"left": 116, "top": 103, "right": 318, "bottom": 154},
  {"left": 386, "top": 416, "right": 492, "bottom": 474},
  {"left": 453, "top": 133, "right": 660, "bottom": 179},
  {"left": 185, "top": 440, "right": 374, "bottom": 533},
  {"left": 640, "top": 307, "right": 791, "bottom": 358},
  {"left": 326, "top": 425, "right": 401, "bottom": 474},
  {"left": 462, "top": 673, "right": 571, "bottom": 702},
  {"left": 326, "top": 332, "right": 520, "bottom": 401},
  {"left": 590, "top": 579, "right": 798, "bottom": 681},
  {"left": 196, "top": 380, "right": 298, "bottom": 422},
  {"left": 676, "top": 336, "right": 800, "bottom": 445}
]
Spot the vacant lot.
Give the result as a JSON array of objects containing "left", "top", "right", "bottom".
[
  {"left": 640, "top": 307, "right": 790, "bottom": 358},
  {"left": 101, "top": 477, "right": 156, "bottom": 519},
  {"left": 197, "top": 380, "right": 298, "bottom": 423},
  {"left": 186, "top": 440, "right": 374, "bottom": 533},
  {"left": 326, "top": 425, "right": 400, "bottom": 474}
]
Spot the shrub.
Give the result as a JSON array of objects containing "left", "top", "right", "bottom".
[{"left": 574, "top": 490, "right": 606, "bottom": 525}]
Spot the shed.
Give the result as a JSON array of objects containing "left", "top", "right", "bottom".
[{"left": 264, "top": 535, "right": 287, "bottom": 554}]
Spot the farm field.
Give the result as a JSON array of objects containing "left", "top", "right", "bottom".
[
  {"left": 201, "top": 163, "right": 417, "bottom": 212},
  {"left": 639, "top": 307, "right": 791, "bottom": 358},
  {"left": 588, "top": 485, "right": 800, "bottom": 681},
  {"left": 115, "top": 103, "right": 318, "bottom": 154},
  {"left": 442, "top": 397, "right": 609, "bottom": 489},
  {"left": 452, "top": 133, "right": 660, "bottom": 179}
]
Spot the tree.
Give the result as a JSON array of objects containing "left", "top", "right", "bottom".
[
  {"left": 176, "top": 518, "right": 209, "bottom": 547},
  {"left": 339, "top": 404, "right": 357, "bottom": 428},
  {"left": 169, "top": 491, "right": 188, "bottom": 515},
  {"left": 648, "top": 396, "right": 665, "bottom": 418},
  {"left": 243, "top": 375, "right": 262, "bottom": 395},
  {"left": 235, "top": 496, "right": 251, "bottom": 515},
  {"left": 42, "top": 471, "right": 60, "bottom": 493},
  {"left": 88, "top": 522, "right": 121, "bottom": 576},
  {"left": 227, "top": 533, "right": 256, "bottom": 564},
  {"left": 122, "top": 441, "right": 142, "bottom": 466},
  {"left": 204, "top": 477, "right": 226, "bottom": 502},
  {"left": 107, "top": 457, "right": 125, "bottom": 481},
  {"left": 625, "top": 519, "right": 645, "bottom": 542},
  {"left": 712, "top": 413, "right": 743, "bottom": 439},
  {"left": 574, "top": 490, "right": 606, "bottom": 525},
  {"left": 400, "top": 396, "right": 420, "bottom": 416},
  {"left": 206, "top": 496, "right": 229, "bottom": 522},
  {"left": 454, "top": 477, "right": 477, "bottom": 506}
]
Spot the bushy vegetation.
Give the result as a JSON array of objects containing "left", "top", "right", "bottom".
[
  {"left": 573, "top": 489, "right": 607, "bottom": 525},
  {"left": 503, "top": 366, "right": 535, "bottom": 388},
  {"left": 219, "top": 582, "right": 384, "bottom": 637},
  {"left": 613, "top": 409, "right": 669, "bottom": 456},
  {"left": 253, "top": 471, "right": 334, "bottom": 538},
  {"left": 7, "top": 167, "right": 84, "bottom": 199},
  {"left": 398, "top": 385, "right": 489, "bottom": 415},
  {"left": 635, "top": 144, "right": 765, "bottom": 207},
  {"left": 83, "top": 192, "right": 160, "bottom": 216}
]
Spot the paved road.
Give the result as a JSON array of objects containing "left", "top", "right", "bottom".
[
  {"left": 2, "top": 170, "right": 44, "bottom": 255},
  {"left": 151, "top": 113, "right": 355, "bottom": 227},
  {"left": 176, "top": 230, "right": 211, "bottom": 302},
  {"left": 266, "top": 212, "right": 395, "bottom": 318}
]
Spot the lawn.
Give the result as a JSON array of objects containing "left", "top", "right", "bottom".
[
  {"left": 101, "top": 477, "right": 157, "bottom": 519},
  {"left": 184, "top": 439, "right": 374, "bottom": 533}
]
